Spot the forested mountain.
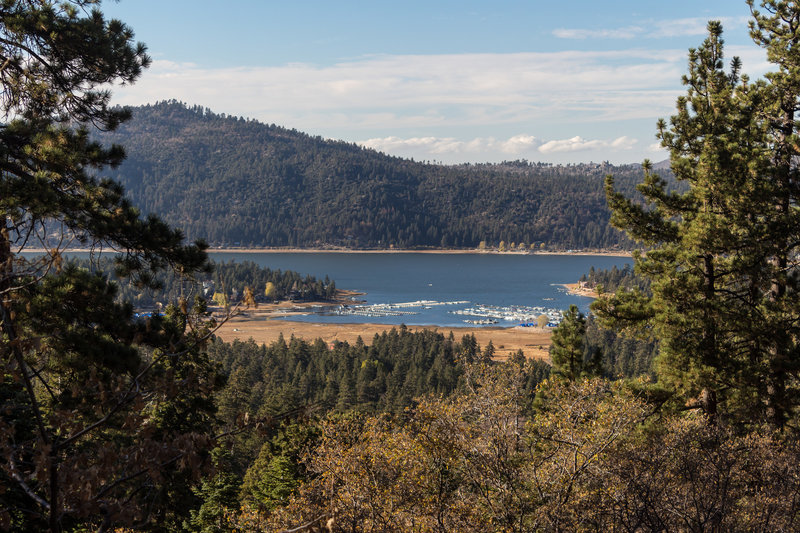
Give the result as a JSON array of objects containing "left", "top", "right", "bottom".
[{"left": 97, "top": 101, "right": 653, "bottom": 249}]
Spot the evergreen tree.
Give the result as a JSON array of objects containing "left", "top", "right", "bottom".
[
  {"left": 240, "top": 422, "right": 319, "bottom": 512},
  {"left": 550, "top": 305, "right": 588, "bottom": 381},
  {"left": 185, "top": 448, "right": 242, "bottom": 533},
  {"left": 0, "top": 2, "right": 216, "bottom": 530},
  {"left": 597, "top": 15, "right": 800, "bottom": 427},
  {"left": 746, "top": 0, "right": 800, "bottom": 428}
]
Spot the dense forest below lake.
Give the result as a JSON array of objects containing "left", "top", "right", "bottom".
[{"left": 97, "top": 101, "right": 659, "bottom": 250}]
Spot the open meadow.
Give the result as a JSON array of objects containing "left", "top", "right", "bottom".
[{"left": 214, "top": 304, "right": 553, "bottom": 360}]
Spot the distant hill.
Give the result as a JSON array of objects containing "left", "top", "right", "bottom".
[
  {"left": 651, "top": 159, "right": 671, "bottom": 170},
  {"left": 97, "top": 101, "right": 657, "bottom": 250}
]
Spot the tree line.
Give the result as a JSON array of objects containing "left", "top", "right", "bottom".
[
  {"left": 175, "top": 329, "right": 551, "bottom": 530},
  {"left": 579, "top": 263, "right": 650, "bottom": 294},
  {"left": 66, "top": 257, "right": 337, "bottom": 308}
]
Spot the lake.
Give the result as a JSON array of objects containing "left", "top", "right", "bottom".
[{"left": 208, "top": 252, "right": 631, "bottom": 328}]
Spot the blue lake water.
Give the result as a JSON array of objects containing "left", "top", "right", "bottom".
[{"left": 208, "top": 252, "right": 631, "bottom": 328}]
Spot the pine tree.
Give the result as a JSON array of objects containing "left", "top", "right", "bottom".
[
  {"left": 0, "top": 2, "right": 217, "bottom": 530},
  {"left": 550, "top": 305, "right": 588, "bottom": 381},
  {"left": 185, "top": 448, "right": 242, "bottom": 533},
  {"left": 746, "top": 0, "right": 800, "bottom": 428},
  {"left": 596, "top": 17, "right": 800, "bottom": 426}
]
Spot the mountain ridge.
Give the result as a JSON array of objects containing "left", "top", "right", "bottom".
[{"left": 98, "top": 101, "right": 656, "bottom": 250}]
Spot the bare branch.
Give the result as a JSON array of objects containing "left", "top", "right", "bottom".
[{"left": 8, "top": 454, "right": 50, "bottom": 511}]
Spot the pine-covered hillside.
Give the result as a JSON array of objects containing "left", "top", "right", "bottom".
[{"left": 98, "top": 101, "right": 653, "bottom": 249}]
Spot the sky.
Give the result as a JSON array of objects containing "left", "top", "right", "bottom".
[{"left": 101, "top": 0, "right": 768, "bottom": 165}]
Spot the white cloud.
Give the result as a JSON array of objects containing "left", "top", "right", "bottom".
[
  {"left": 611, "top": 136, "right": 638, "bottom": 149},
  {"left": 553, "top": 26, "right": 644, "bottom": 40},
  {"left": 107, "top": 40, "right": 767, "bottom": 163},
  {"left": 553, "top": 16, "right": 750, "bottom": 41},
  {"left": 359, "top": 134, "right": 636, "bottom": 160},
  {"left": 651, "top": 17, "right": 712, "bottom": 38},
  {"left": 538, "top": 135, "right": 637, "bottom": 154},
  {"left": 360, "top": 136, "right": 473, "bottom": 155},
  {"left": 501, "top": 134, "right": 542, "bottom": 153},
  {"left": 112, "top": 49, "right": 685, "bottom": 134}
]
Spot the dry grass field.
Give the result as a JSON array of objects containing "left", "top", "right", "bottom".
[{"left": 213, "top": 304, "right": 552, "bottom": 361}]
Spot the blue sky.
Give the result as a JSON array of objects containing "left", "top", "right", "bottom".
[{"left": 102, "top": 1, "right": 765, "bottom": 165}]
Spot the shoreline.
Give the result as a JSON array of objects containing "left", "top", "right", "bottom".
[
  {"left": 23, "top": 247, "right": 632, "bottom": 258},
  {"left": 563, "top": 282, "right": 600, "bottom": 299},
  {"left": 207, "top": 247, "right": 633, "bottom": 258},
  {"left": 24, "top": 247, "right": 607, "bottom": 360}
]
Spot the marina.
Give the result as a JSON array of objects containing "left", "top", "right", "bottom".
[
  {"left": 451, "top": 304, "right": 563, "bottom": 325},
  {"left": 321, "top": 300, "right": 563, "bottom": 325},
  {"left": 329, "top": 299, "right": 470, "bottom": 318}
]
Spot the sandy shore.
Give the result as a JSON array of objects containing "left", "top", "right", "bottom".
[
  {"left": 213, "top": 305, "right": 552, "bottom": 361},
  {"left": 563, "top": 282, "right": 600, "bottom": 299},
  {"left": 205, "top": 247, "right": 633, "bottom": 258},
  {"left": 22, "top": 245, "right": 632, "bottom": 258}
]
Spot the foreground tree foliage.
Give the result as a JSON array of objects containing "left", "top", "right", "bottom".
[
  {"left": 226, "top": 370, "right": 800, "bottom": 532},
  {"left": 0, "top": 1, "right": 220, "bottom": 530},
  {"left": 597, "top": 6, "right": 800, "bottom": 428}
]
